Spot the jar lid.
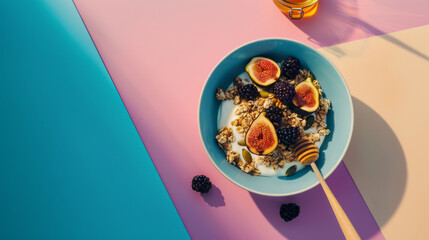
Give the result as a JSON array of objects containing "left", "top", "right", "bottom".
[{"left": 277, "top": 0, "right": 317, "bottom": 7}]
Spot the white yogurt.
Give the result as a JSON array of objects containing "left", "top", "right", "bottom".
[{"left": 217, "top": 71, "right": 325, "bottom": 176}]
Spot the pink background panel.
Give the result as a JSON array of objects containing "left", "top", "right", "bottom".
[{"left": 72, "top": 0, "right": 429, "bottom": 239}]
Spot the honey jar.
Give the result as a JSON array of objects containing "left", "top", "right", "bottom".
[{"left": 273, "top": 0, "right": 319, "bottom": 19}]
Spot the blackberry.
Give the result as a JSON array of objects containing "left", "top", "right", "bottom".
[
  {"left": 273, "top": 81, "right": 295, "bottom": 105},
  {"left": 280, "top": 203, "right": 300, "bottom": 222},
  {"left": 281, "top": 57, "right": 301, "bottom": 80},
  {"left": 237, "top": 84, "right": 260, "bottom": 101},
  {"left": 192, "top": 175, "right": 212, "bottom": 193},
  {"left": 266, "top": 106, "right": 283, "bottom": 125},
  {"left": 277, "top": 127, "right": 300, "bottom": 145}
]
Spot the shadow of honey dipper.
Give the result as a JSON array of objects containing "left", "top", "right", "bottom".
[{"left": 294, "top": 139, "right": 361, "bottom": 240}]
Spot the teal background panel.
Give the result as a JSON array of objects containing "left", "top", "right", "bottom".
[{"left": 0, "top": 0, "right": 190, "bottom": 239}]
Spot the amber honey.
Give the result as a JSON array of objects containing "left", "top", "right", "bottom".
[{"left": 273, "top": 0, "right": 319, "bottom": 19}]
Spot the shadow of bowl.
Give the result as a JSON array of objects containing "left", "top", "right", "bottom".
[
  {"left": 343, "top": 97, "right": 407, "bottom": 227},
  {"left": 249, "top": 97, "right": 406, "bottom": 239}
]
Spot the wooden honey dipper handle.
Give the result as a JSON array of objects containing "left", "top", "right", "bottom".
[{"left": 310, "top": 162, "right": 361, "bottom": 240}]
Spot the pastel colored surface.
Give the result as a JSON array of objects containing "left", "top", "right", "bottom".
[
  {"left": 70, "top": 0, "right": 429, "bottom": 239},
  {"left": 320, "top": 25, "right": 429, "bottom": 239},
  {"left": 0, "top": 0, "right": 189, "bottom": 239}
]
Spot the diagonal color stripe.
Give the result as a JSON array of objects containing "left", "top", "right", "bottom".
[
  {"left": 0, "top": 0, "right": 190, "bottom": 239},
  {"left": 320, "top": 24, "right": 429, "bottom": 239}
]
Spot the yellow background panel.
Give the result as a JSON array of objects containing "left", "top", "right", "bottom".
[{"left": 320, "top": 24, "right": 429, "bottom": 239}]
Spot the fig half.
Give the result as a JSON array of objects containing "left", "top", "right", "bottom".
[
  {"left": 292, "top": 77, "right": 319, "bottom": 115},
  {"left": 245, "top": 57, "right": 280, "bottom": 86},
  {"left": 245, "top": 112, "right": 278, "bottom": 155}
]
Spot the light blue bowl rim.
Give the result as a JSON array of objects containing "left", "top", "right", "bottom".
[{"left": 198, "top": 37, "right": 354, "bottom": 196}]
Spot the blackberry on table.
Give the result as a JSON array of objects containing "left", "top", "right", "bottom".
[
  {"left": 273, "top": 81, "right": 295, "bottom": 105},
  {"left": 237, "top": 84, "right": 260, "bottom": 101},
  {"left": 280, "top": 203, "right": 300, "bottom": 222},
  {"left": 266, "top": 106, "right": 284, "bottom": 125},
  {"left": 281, "top": 57, "right": 301, "bottom": 80},
  {"left": 277, "top": 127, "right": 300, "bottom": 146},
  {"left": 192, "top": 175, "right": 212, "bottom": 193}
]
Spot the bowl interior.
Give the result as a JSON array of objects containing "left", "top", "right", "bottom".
[{"left": 199, "top": 39, "right": 353, "bottom": 196}]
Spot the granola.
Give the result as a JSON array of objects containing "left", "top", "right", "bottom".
[
  {"left": 226, "top": 151, "right": 240, "bottom": 165},
  {"left": 237, "top": 159, "right": 259, "bottom": 175},
  {"left": 214, "top": 56, "right": 331, "bottom": 176},
  {"left": 215, "top": 127, "right": 234, "bottom": 151},
  {"left": 229, "top": 93, "right": 275, "bottom": 138},
  {"left": 216, "top": 86, "right": 238, "bottom": 101},
  {"left": 277, "top": 144, "right": 298, "bottom": 163},
  {"left": 301, "top": 132, "right": 321, "bottom": 143}
]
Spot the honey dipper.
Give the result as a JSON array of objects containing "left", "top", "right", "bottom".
[{"left": 294, "top": 139, "right": 361, "bottom": 240}]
